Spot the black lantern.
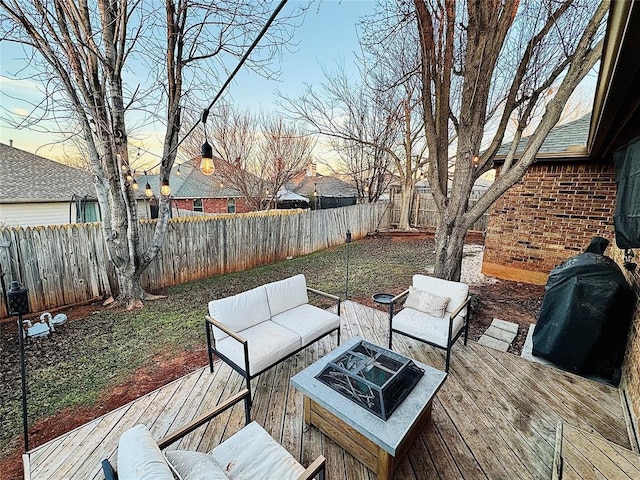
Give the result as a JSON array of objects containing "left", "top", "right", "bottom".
[
  {"left": 8, "top": 280, "right": 30, "bottom": 451},
  {"left": 7, "top": 280, "right": 29, "bottom": 315}
]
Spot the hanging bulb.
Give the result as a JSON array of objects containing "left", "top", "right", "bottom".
[
  {"left": 126, "top": 171, "right": 133, "bottom": 182},
  {"left": 219, "top": 179, "right": 224, "bottom": 188},
  {"left": 200, "top": 141, "right": 214, "bottom": 175},
  {"left": 145, "top": 182, "right": 153, "bottom": 197},
  {"left": 176, "top": 165, "right": 181, "bottom": 177},
  {"left": 160, "top": 177, "right": 171, "bottom": 196},
  {"left": 132, "top": 178, "right": 139, "bottom": 190}
]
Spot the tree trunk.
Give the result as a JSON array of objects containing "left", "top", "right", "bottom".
[
  {"left": 433, "top": 216, "right": 467, "bottom": 282},
  {"left": 397, "top": 180, "right": 414, "bottom": 230},
  {"left": 116, "top": 269, "right": 145, "bottom": 310}
]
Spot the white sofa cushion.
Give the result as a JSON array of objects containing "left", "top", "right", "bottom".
[
  {"left": 264, "top": 274, "right": 309, "bottom": 317},
  {"left": 212, "top": 421, "right": 304, "bottom": 480},
  {"left": 412, "top": 274, "right": 469, "bottom": 316},
  {"left": 165, "top": 450, "right": 228, "bottom": 480},
  {"left": 208, "top": 286, "right": 271, "bottom": 342},
  {"left": 404, "top": 286, "right": 450, "bottom": 318},
  {"left": 392, "top": 307, "right": 465, "bottom": 348},
  {"left": 271, "top": 304, "right": 340, "bottom": 345},
  {"left": 215, "top": 321, "right": 301, "bottom": 375},
  {"left": 117, "top": 424, "right": 174, "bottom": 480}
]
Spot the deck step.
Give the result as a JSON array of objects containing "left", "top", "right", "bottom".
[{"left": 556, "top": 423, "right": 640, "bottom": 479}]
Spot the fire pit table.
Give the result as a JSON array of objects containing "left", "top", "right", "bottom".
[{"left": 290, "top": 337, "right": 446, "bottom": 480}]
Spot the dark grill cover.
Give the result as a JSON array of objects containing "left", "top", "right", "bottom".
[{"left": 532, "top": 238, "right": 633, "bottom": 383}]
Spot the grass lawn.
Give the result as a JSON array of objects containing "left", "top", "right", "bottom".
[{"left": 0, "top": 234, "right": 436, "bottom": 459}]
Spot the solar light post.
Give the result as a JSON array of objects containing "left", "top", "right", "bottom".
[
  {"left": 345, "top": 230, "right": 352, "bottom": 300},
  {"left": 7, "top": 281, "right": 30, "bottom": 451}
]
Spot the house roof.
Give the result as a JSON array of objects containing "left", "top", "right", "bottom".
[
  {"left": 495, "top": 114, "right": 591, "bottom": 160},
  {"left": 588, "top": 0, "right": 640, "bottom": 159},
  {"left": 290, "top": 175, "right": 358, "bottom": 198},
  {"left": 145, "top": 161, "right": 244, "bottom": 199},
  {"left": 0, "top": 143, "right": 96, "bottom": 203}
]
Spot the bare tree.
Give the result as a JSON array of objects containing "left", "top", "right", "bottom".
[
  {"left": 0, "top": 0, "right": 297, "bottom": 307},
  {"left": 197, "top": 104, "right": 313, "bottom": 210},
  {"left": 408, "top": 0, "right": 607, "bottom": 281},
  {"left": 281, "top": 22, "right": 428, "bottom": 230}
]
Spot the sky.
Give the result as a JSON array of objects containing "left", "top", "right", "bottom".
[{"left": 0, "top": 0, "right": 376, "bottom": 164}]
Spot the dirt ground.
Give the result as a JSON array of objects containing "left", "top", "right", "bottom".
[{"left": 0, "top": 237, "right": 545, "bottom": 479}]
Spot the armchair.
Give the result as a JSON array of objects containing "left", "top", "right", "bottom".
[
  {"left": 388, "top": 274, "right": 471, "bottom": 372},
  {"left": 102, "top": 389, "right": 325, "bottom": 480}
]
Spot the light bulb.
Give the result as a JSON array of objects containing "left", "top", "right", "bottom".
[
  {"left": 160, "top": 177, "right": 171, "bottom": 196},
  {"left": 145, "top": 183, "right": 153, "bottom": 197},
  {"left": 200, "top": 157, "right": 215, "bottom": 176},
  {"left": 132, "top": 179, "right": 139, "bottom": 190}
]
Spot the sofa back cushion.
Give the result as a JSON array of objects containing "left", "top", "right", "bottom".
[
  {"left": 264, "top": 274, "right": 309, "bottom": 317},
  {"left": 208, "top": 286, "right": 271, "bottom": 341},
  {"left": 412, "top": 274, "right": 469, "bottom": 316},
  {"left": 117, "top": 424, "right": 174, "bottom": 480}
]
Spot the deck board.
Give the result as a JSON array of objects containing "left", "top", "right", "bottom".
[{"left": 24, "top": 301, "right": 632, "bottom": 480}]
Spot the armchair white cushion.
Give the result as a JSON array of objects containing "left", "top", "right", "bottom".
[
  {"left": 116, "top": 425, "right": 174, "bottom": 480},
  {"left": 212, "top": 421, "right": 305, "bottom": 480},
  {"left": 412, "top": 274, "right": 469, "bottom": 316},
  {"left": 392, "top": 310, "right": 464, "bottom": 348}
]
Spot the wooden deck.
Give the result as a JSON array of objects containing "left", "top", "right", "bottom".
[{"left": 23, "top": 301, "right": 633, "bottom": 480}]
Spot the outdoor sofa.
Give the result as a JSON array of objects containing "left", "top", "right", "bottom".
[
  {"left": 101, "top": 389, "right": 326, "bottom": 479},
  {"left": 206, "top": 274, "right": 341, "bottom": 404}
]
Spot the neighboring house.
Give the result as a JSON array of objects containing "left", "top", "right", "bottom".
[
  {"left": 413, "top": 176, "right": 492, "bottom": 200},
  {"left": 146, "top": 159, "right": 250, "bottom": 215},
  {"left": 0, "top": 142, "right": 100, "bottom": 226},
  {"left": 481, "top": 114, "right": 618, "bottom": 285},
  {"left": 288, "top": 163, "right": 358, "bottom": 209}
]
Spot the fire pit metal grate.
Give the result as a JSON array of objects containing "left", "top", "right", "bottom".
[{"left": 315, "top": 340, "right": 424, "bottom": 420}]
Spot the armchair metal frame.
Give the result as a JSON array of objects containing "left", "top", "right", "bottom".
[{"left": 388, "top": 289, "right": 471, "bottom": 372}]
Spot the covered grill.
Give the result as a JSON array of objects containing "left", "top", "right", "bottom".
[
  {"left": 532, "top": 237, "right": 633, "bottom": 384},
  {"left": 315, "top": 340, "right": 424, "bottom": 420}
]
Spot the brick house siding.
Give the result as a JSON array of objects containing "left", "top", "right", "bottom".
[
  {"left": 610, "top": 246, "right": 640, "bottom": 432},
  {"left": 482, "top": 161, "right": 617, "bottom": 285},
  {"left": 173, "top": 197, "right": 251, "bottom": 214}
]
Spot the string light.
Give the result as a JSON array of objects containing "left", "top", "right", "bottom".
[
  {"left": 219, "top": 178, "right": 224, "bottom": 188},
  {"left": 126, "top": 171, "right": 133, "bottom": 182},
  {"left": 144, "top": 170, "right": 153, "bottom": 197},
  {"left": 176, "top": 165, "right": 181, "bottom": 177},
  {"left": 160, "top": 177, "right": 171, "bottom": 196},
  {"left": 132, "top": 179, "right": 139, "bottom": 190},
  {"left": 200, "top": 109, "right": 215, "bottom": 176}
]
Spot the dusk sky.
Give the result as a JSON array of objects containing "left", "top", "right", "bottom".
[{"left": 0, "top": 0, "right": 375, "bottom": 164}]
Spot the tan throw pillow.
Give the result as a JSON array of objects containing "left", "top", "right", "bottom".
[
  {"left": 165, "top": 450, "right": 228, "bottom": 480},
  {"left": 404, "top": 286, "right": 450, "bottom": 318}
]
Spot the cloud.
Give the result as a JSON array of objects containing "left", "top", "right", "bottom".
[
  {"left": 0, "top": 76, "right": 44, "bottom": 94},
  {"left": 11, "top": 107, "right": 29, "bottom": 117}
]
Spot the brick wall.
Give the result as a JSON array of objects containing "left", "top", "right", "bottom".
[
  {"left": 482, "top": 162, "right": 617, "bottom": 284},
  {"left": 172, "top": 197, "right": 251, "bottom": 214},
  {"left": 611, "top": 246, "right": 640, "bottom": 436}
]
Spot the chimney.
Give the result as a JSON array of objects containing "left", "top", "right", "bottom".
[{"left": 306, "top": 162, "right": 317, "bottom": 177}]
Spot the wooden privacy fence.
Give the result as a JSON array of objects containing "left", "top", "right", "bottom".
[
  {"left": 0, "top": 202, "right": 390, "bottom": 317},
  {"left": 390, "top": 193, "right": 489, "bottom": 232}
]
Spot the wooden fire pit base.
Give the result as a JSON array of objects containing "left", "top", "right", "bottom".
[{"left": 304, "top": 396, "right": 433, "bottom": 480}]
